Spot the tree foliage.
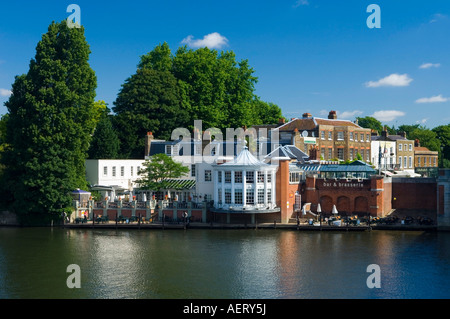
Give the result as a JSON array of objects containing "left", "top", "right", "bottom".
[
  {"left": 136, "top": 153, "right": 190, "bottom": 191},
  {"left": 356, "top": 116, "right": 383, "bottom": 134},
  {"left": 88, "top": 102, "right": 120, "bottom": 159},
  {"left": 0, "top": 21, "right": 97, "bottom": 223},
  {"left": 113, "top": 42, "right": 283, "bottom": 158},
  {"left": 113, "top": 68, "right": 189, "bottom": 158}
]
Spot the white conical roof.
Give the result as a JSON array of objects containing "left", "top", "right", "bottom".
[{"left": 220, "top": 146, "right": 267, "bottom": 167}]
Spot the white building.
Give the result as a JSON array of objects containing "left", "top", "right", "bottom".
[
  {"left": 212, "top": 145, "right": 278, "bottom": 212},
  {"left": 85, "top": 159, "right": 146, "bottom": 198}
]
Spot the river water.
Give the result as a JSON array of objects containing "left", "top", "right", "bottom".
[{"left": 0, "top": 227, "right": 449, "bottom": 299}]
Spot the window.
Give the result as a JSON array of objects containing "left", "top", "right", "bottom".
[
  {"left": 194, "top": 143, "right": 202, "bottom": 156},
  {"left": 350, "top": 132, "right": 354, "bottom": 141},
  {"left": 290, "top": 172, "right": 300, "bottom": 183},
  {"left": 258, "top": 189, "right": 265, "bottom": 204},
  {"left": 418, "top": 157, "right": 421, "bottom": 165},
  {"left": 404, "top": 156, "right": 407, "bottom": 168},
  {"left": 218, "top": 171, "right": 222, "bottom": 183},
  {"left": 337, "top": 148, "right": 344, "bottom": 160},
  {"left": 225, "top": 171, "right": 231, "bottom": 183},
  {"left": 409, "top": 144, "right": 412, "bottom": 151},
  {"left": 131, "top": 166, "right": 133, "bottom": 176},
  {"left": 321, "top": 131, "right": 325, "bottom": 139},
  {"left": 257, "top": 171, "right": 264, "bottom": 183},
  {"left": 328, "top": 131, "right": 332, "bottom": 140},
  {"left": 112, "top": 166, "right": 116, "bottom": 177},
  {"left": 267, "top": 173, "right": 272, "bottom": 183},
  {"left": 246, "top": 189, "right": 254, "bottom": 205},
  {"left": 355, "top": 133, "right": 358, "bottom": 141},
  {"left": 234, "top": 171, "right": 242, "bottom": 183},
  {"left": 424, "top": 157, "right": 427, "bottom": 165},
  {"left": 191, "top": 164, "right": 196, "bottom": 177},
  {"left": 103, "top": 166, "right": 108, "bottom": 176},
  {"left": 404, "top": 144, "right": 407, "bottom": 151},
  {"left": 399, "top": 144, "right": 402, "bottom": 151},
  {"left": 366, "top": 150, "right": 370, "bottom": 162},
  {"left": 121, "top": 166, "right": 124, "bottom": 177},
  {"left": 246, "top": 171, "right": 254, "bottom": 183},
  {"left": 225, "top": 189, "right": 231, "bottom": 204},
  {"left": 234, "top": 189, "right": 243, "bottom": 204},
  {"left": 137, "top": 166, "right": 141, "bottom": 174},
  {"left": 321, "top": 148, "right": 325, "bottom": 159},
  {"left": 399, "top": 156, "right": 402, "bottom": 168},
  {"left": 218, "top": 188, "right": 222, "bottom": 203},
  {"left": 267, "top": 189, "right": 272, "bottom": 203},
  {"left": 204, "top": 170, "right": 212, "bottom": 182},
  {"left": 328, "top": 148, "right": 332, "bottom": 160},
  {"left": 337, "top": 131, "right": 344, "bottom": 140},
  {"left": 165, "top": 145, "right": 172, "bottom": 155},
  {"left": 349, "top": 149, "right": 354, "bottom": 161},
  {"left": 366, "top": 134, "right": 370, "bottom": 142},
  {"left": 409, "top": 156, "right": 412, "bottom": 168},
  {"left": 434, "top": 157, "right": 437, "bottom": 166}
]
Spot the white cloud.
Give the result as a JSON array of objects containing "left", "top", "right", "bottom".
[
  {"left": 0, "top": 88, "right": 12, "bottom": 97},
  {"left": 293, "top": 0, "right": 309, "bottom": 7},
  {"left": 365, "top": 73, "right": 413, "bottom": 88},
  {"left": 419, "top": 63, "right": 441, "bottom": 69},
  {"left": 430, "top": 13, "right": 447, "bottom": 23},
  {"left": 181, "top": 32, "right": 228, "bottom": 49},
  {"left": 415, "top": 94, "right": 449, "bottom": 103},
  {"left": 371, "top": 110, "right": 405, "bottom": 122},
  {"left": 338, "top": 110, "right": 363, "bottom": 120},
  {"left": 416, "top": 118, "right": 428, "bottom": 124}
]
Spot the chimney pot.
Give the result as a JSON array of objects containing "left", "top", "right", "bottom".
[{"left": 328, "top": 110, "right": 337, "bottom": 120}]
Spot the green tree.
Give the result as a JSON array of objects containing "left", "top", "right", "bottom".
[
  {"left": 401, "top": 125, "right": 441, "bottom": 152},
  {"left": 88, "top": 105, "right": 120, "bottom": 159},
  {"left": 432, "top": 124, "right": 450, "bottom": 167},
  {"left": 356, "top": 116, "right": 383, "bottom": 134},
  {"left": 113, "top": 68, "right": 189, "bottom": 158},
  {"left": 0, "top": 21, "right": 97, "bottom": 224},
  {"left": 136, "top": 153, "right": 189, "bottom": 192}
]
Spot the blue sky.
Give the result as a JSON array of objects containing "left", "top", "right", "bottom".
[{"left": 0, "top": 0, "right": 449, "bottom": 129}]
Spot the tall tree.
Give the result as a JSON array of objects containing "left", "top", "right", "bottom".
[
  {"left": 88, "top": 104, "right": 120, "bottom": 159},
  {"left": 136, "top": 153, "right": 189, "bottom": 193},
  {"left": 356, "top": 116, "right": 383, "bottom": 134},
  {"left": 432, "top": 124, "right": 450, "bottom": 167},
  {"left": 113, "top": 68, "right": 188, "bottom": 158},
  {"left": 0, "top": 21, "right": 97, "bottom": 224}
]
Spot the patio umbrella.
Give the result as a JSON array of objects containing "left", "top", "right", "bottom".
[
  {"left": 142, "top": 193, "right": 147, "bottom": 202},
  {"left": 332, "top": 205, "right": 338, "bottom": 215},
  {"left": 302, "top": 205, "right": 307, "bottom": 216},
  {"left": 317, "top": 203, "right": 322, "bottom": 214},
  {"left": 129, "top": 191, "right": 133, "bottom": 202}
]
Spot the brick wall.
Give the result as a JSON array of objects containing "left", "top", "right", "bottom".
[{"left": 392, "top": 178, "right": 437, "bottom": 212}]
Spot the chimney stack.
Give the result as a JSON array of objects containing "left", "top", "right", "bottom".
[
  {"left": 302, "top": 113, "right": 312, "bottom": 119},
  {"left": 278, "top": 118, "right": 286, "bottom": 125},
  {"left": 399, "top": 131, "right": 407, "bottom": 138},
  {"left": 145, "top": 132, "right": 154, "bottom": 157},
  {"left": 415, "top": 139, "right": 420, "bottom": 147},
  {"left": 381, "top": 126, "right": 388, "bottom": 138},
  {"left": 328, "top": 110, "right": 337, "bottom": 120}
]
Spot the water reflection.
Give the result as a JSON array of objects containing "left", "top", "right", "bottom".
[{"left": 0, "top": 228, "right": 449, "bottom": 299}]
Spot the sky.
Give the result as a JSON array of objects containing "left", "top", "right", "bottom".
[{"left": 0, "top": 0, "right": 449, "bottom": 129}]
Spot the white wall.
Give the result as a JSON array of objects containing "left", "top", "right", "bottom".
[{"left": 85, "top": 159, "right": 146, "bottom": 190}]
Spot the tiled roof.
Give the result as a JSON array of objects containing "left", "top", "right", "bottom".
[
  {"left": 314, "top": 118, "right": 363, "bottom": 128},
  {"left": 415, "top": 147, "right": 438, "bottom": 154},
  {"left": 276, "top": 117, "right": 364, "bottom": 132}
]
